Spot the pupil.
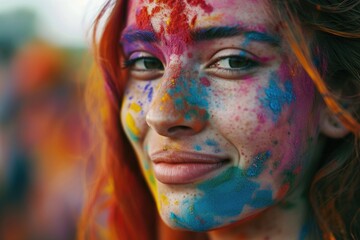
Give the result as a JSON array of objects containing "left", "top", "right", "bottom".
[
  {"left": 229, "top": 57, "right": 246, "bottom": 68},
  {"left": 144, "top": 58, "right": 163, "bottom": 69}
]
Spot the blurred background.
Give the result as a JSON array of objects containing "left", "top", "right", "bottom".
[{"left": 0, "top": 0, "right": 105, "bottom": 239}]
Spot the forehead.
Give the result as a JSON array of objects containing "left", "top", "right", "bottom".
[{"left": 126, "top": 0, "right": 276, "bottom": 34}]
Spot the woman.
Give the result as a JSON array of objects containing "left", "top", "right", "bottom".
[{"left": 80, "top": 0, "right": 360, "bottom": 239}]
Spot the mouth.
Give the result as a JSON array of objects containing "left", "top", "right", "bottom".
[{"left": 150, "top": 151, "right": 230, "bottom": 184}]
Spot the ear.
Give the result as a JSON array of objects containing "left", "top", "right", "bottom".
[{"left": 320, "top": 108, "right": 350, "bottom": 138}]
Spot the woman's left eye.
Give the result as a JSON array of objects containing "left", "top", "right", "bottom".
[
  {"left": 206, "top": 49, "right": 261, "bottom": 79},
  {"left": 209, "top": 56, "right": 258, "bottom": 70}
]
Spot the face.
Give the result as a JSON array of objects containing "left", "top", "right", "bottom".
[{"left": 120, "top": 0, "right": 322, "bottom": 231}]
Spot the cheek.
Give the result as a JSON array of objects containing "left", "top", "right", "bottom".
[
  {"left": 209, "top": 69, "right": 318, "bottom": 176},
  {"left": 121, "top": 81, "right": 155, "bottom": 142},
  {"left": 121, "top": 82, "right": 160, "bottom": 203}
]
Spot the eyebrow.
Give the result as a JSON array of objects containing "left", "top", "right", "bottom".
[
  {"left": 121, "top": 26, "right": 280, "bottom": 45},
  {"left": 122, "top": 29, "right": 158, "bottom": 43}
]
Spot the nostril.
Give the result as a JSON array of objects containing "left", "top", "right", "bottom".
[{"left": 167, "top": 126, "right": 192, "bottom": 134}]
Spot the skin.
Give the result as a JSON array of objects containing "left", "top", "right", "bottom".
[{"left": 120, "top": 0, "right": 325, "bottom": 239}]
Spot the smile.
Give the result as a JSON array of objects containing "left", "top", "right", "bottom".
[{"left": 151, "top": 151, "right": 230, "bottom": 184}]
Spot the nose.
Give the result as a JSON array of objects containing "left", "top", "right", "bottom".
[{"left": 146, "top": 75, "right": 210, "bottom": 138}]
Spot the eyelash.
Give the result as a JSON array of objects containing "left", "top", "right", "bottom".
[
  {"left": 209, "top": 55, "right": 259, "bottom": 71},
  {"left": 122, "top": 57, "right": 164, "bottom": 71}
]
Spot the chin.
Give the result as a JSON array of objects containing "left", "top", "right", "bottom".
[{"left": 159, "top": 199, "right": 269, "bottom": 232}]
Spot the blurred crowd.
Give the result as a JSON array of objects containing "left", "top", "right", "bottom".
[{"left": 0, "top": 8, "right": 91, "bottom": 240}]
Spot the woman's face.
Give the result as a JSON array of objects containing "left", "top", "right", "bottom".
[{"left": 120, "top": 0, "right": 322, "bottom": 231}]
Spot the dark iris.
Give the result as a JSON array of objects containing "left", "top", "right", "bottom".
[
  {"left": 143, "top": 58, "right": 164, "bottom": 70},
  {"left": 228, "top": 57, "right": 254, "bottom": 68}
]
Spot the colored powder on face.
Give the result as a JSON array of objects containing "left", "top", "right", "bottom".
[
  {"left": 144, "top": 83, "right": 154, "bottom": 102},
  {"left": 125, "top": 113, "right": 140, "bottom": 141},
  {"left": 205, "top": 139, "right": 219, "bottom": 147},
  {"left": 143, "top": 159, "right": 150, "bottom": 170},
  {"left": 153, "top": 0, "right": 213, "bottom": 54},
  {"left": 246, "top": 151, "right": 271, "bottom": 177},
  {"left": 130, "top": 102, "right": 142, "bottom": 112},
  {"left": 186, "top": 0, "right": 213, "bottom": 13},
  {"left": 260, "top": 72, "right": 296, "bottom": 122},
  {"left": 194, "top": 145, "right": 202, "bottom": 151},
  {"left": 148, "top": 87, "right": 154, "bottom": 102},
  {"left": 200, "top": 77, "right": 211, "bottom": 87},
  {"left": 248, "top": 189, "right": 273, "bottom": 208},
  {"left": 161, "top": 194, "right": 170, "bottom": 206},
  {"left": 136, "top": 6, "right": 153, "bottom": 30},
  {"left": 169, "top": 165, "right": 274, "bottom": 231},
  {"left": 204, "top": 139, "right": 221, "bottom": 153},
  {"left": 155, "top": 0, "right": 191, "bottom": 53},
  {"left": 276, "top": 183, "right": 290, "bottom": 202},
  {"left": 243, "top": 32, "right": 280, "bottom": 47},
  {"left": 168, "top": 77, "right": 209, "bottom": 121},
  {"left": 187, "top": 79, "right": 209, "bottom": 108}
]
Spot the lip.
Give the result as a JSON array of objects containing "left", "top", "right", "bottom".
[{"left": 150, "top": 151, "right": 230, "bottom": 184}]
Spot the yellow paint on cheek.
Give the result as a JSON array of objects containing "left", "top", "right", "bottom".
[
  {"left": 125, "top": 113, "right": 140, "bottom": 138},
  {"left": 129, "top": 102, "right": 142, "bottom": 112}
]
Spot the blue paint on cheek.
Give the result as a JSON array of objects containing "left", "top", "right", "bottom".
[
  {"left": 169, "top": 151, "right": 274, "bottom": 231},
  {"left": 186, "top": 79, "right": 209, "bottom": 108},
  {"left": 248, "top": 189, "right": 273, "bottom": 208},
  {"left": 246, "top": 151, "right": 271, "bottom": 177},
  {"left": 260, "top": 72, "right": 296, "bottom": 121}
]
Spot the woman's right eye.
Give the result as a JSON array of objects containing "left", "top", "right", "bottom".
[
  {"left": 125, "top": 57, "right": 164, "bottom": 71},
  {"left": 123, "top": 53, "right": 164, "bottom": 80}
]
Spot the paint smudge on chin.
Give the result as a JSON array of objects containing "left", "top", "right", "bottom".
[
  {"left": 260, "top": 72, "right": 296, "bottom": 122},
  {"left": 169, "top": 151, "right": 274, "bottom": 231}
]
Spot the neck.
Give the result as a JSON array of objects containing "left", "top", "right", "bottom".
[{"left": 207, "top": 191, "right": 317, "bottom": 240}]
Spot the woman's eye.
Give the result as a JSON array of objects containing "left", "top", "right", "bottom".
[
  {"left": 126, "top": 57, "right": 164, "bottom": 71},
  {"left": 210, "top": 56, "right": 258, "bottom": 70},
  {"left": 123, "top": 55, "right": 164, "bottom": 80},
  {"left": 207, "top": 54, "right": 260, "bottom": 80}
]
